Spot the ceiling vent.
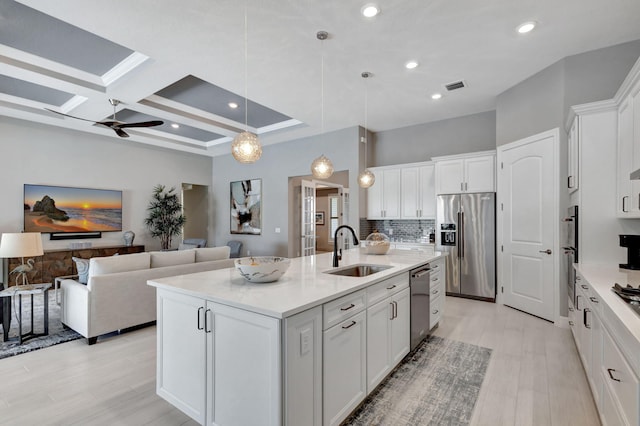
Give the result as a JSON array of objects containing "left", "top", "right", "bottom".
[{"left": 445, "top": 80, "right": 466, "bottom": 91}]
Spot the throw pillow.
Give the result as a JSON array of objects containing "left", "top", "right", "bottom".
[{"left": 72, "top": 257, "right": 90, "bottom": 284}]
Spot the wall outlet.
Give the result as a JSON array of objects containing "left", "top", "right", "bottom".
[
  {"left": 247, "top": 250, "right": 251, "bottom": 256},
  {"left": 275, "top": 227, "right": 281, "bottom": 233},
  {"left": 300, "top": 328, "right": 312, "bottom": 355},
  {"left": 387, "top": 229, "right": 393, "bottom": 236}
]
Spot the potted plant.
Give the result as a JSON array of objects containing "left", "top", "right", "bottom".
[{"left": 144, "top": 185, "right": 186, "bottom": 250}]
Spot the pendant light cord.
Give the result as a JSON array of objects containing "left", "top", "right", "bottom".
[
  {"left": 321, "top": 38, "right": 324, "bottom": 136},
  {"left": 364, "top": 76, "right": 368, "bottom": 167},
  {"left": 244, "top": 3, "right": 248, "bottom": 132}
]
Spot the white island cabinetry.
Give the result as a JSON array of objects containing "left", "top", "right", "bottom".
[{"left": 150, "top": 250, "right": 446, "bottom": 426}]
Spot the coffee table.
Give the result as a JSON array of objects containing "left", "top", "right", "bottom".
[{"left": 0, "top": 283, "right": 51, "bottom": 344}]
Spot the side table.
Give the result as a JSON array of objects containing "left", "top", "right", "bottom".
[{"left": 0, "top": 283, "right": 51, "bottom": 344}]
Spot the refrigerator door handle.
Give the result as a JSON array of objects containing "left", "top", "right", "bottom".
[
  {"left": 460, "top": 211, "right": 464, "bottom": 258},
  {"left": 457, "top": 211, "right": 462, "bottom": 258}
]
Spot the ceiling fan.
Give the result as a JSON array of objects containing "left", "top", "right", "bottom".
[{"left": 45, "top": 99, "right": 164, "bottom": 138}]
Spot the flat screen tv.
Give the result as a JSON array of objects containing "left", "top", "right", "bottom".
[{"left": 24, "top": 184, "right": 123, "bottom": 234}]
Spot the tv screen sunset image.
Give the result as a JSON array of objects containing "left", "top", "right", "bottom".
[{"left": 24, "top": 184, "right": 123, "bottom": 233}]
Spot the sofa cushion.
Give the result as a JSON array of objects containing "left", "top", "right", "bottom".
[
  {"left": 72, "top": 257, "right": 90, "bottom": 284},
  {"left": 89, "top": 252, "right": 150, "bottom": 277},
  {"left": 150, "top": 249, "right": 196, "bottom": 268},
  {"left": 195, "top": 246, "right": 230, "bottom": 262}
]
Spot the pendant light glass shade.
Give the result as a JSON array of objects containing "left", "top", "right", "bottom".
[
  {"left": 311, "top": 154, "right": 334, "bottom": 179},
  {"left": 358, "top": 169, "right": 375, "bottom": 188},
  {"left": 231, "top": 131, "right": 262, "bottom": 163}
]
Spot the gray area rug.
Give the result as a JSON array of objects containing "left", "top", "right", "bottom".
[
  {"left": 0, "top": 291, "right": 81, "bottom": 359},
  {"left": 344, "top": 335, "right": 492, "bottom": 426}
]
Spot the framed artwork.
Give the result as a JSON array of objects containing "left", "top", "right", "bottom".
[
  {"left": 231, "top": 179, "right": 262, "bottom": 234},
  {"left": 315, "top": 211, "right": 325, "bottom": 225}
]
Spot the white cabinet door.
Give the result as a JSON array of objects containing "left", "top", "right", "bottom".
[
  {"left": 632, "top": 84, "right": 640, "bottom": 213},
  {"left": 323, "top": 311, "right": 367, "bottom": 426},
  {"left": 390, "top": 287, "right": 410, "bottom": 365},
  {"left": 367, "top": 168, "right": 401, "bottom": 219},
  {"left": 419, "top": 164, "right": 436, "bottom": 218},
  {"left": 617, "top": 97, "right": 634, "bottom": 216},
  {"left": 156, "top": 290, "right": 207, "bottom": 424},
  {"left": 465, "top": 155, "right": 495, "bottom": 192},
  {"left": 567, "top": 117, "right": 579, "bottom": 193},
  {"left": 435, "top": 159, "right": 464, "bottom": 194},
  {"left": 366, "top": 298, "right": 393, "bottom": 393},
  {"left": 401, "top": 166, "right": 420, "bottom": 219},
  {"left": 208, "top": 303, "right": 281, "bottom": 426}
]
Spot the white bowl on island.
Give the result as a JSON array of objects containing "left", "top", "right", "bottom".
[{"left": 234, "top": 256, "right": 291, "bottom": 283}]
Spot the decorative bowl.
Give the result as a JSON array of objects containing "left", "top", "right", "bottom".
[
  {"left": 234, "top": 256, "right": 291, "bottom": 283},
  {"left": 361, "top": 230, "right": 391, "bottom": 255}
]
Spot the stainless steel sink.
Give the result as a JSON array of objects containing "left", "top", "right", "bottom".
[{"left": 324, "top": 264, "right": 392, "bottom": 277}]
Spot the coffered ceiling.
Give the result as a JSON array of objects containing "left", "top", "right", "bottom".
[{"left": 2, "top": 0, "right": 640, "bottom": 156}]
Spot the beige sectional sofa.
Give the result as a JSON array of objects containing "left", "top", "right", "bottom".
[{"left": 60, "top": 246, "right": 234, "bottom": 344}]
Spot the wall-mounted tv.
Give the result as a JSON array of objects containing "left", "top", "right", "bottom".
[{"left": 24, "top": 184, "right": 123, "bottom": 234}]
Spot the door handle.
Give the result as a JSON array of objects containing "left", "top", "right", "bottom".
[
  {"left": 623, "top": 196, "right": 629, "bottom": 212},
  {"left": 460, "top": 211, "right": 464, "bottom": 259},
  {"left": 539, "top": 249, "right": 552, "bottom": 255}
]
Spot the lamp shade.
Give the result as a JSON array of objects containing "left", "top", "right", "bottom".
[
  {"left": 231, "top": 131, "right": 262, "bottom": 163},
  {"left": 358, "top": 169, "right": 376, "bottom": 188},
  {"left": 311, "top": 154, "right": 334, "bottom": 179},
  {"left": 0, "top": 232, "right": 44, "bottom": 258}
]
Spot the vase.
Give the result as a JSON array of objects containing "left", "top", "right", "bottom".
[{"left": 123, "top": 230, "right": 135, "bottom": 246}]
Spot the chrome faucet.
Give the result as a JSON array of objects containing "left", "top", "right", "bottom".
[{"left": 333, "top": 225, "right": 360, "bottom": 267}]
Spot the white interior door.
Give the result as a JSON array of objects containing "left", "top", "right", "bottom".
[
  {"left": 301, "top": 180, "right": 316, "bottom": 257},
  {"left": 498, "top": 129, "right": 558, "bottom": 322}
]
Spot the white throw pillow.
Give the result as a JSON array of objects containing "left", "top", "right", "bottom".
[
  {"left": 89, "top": 252, "right": 151, "bottom": 277},
  {"left": 150, "top": 249, "right": 196, "bottom": 268},
  {"left": 195, "top": 246, "right": 230, "bottom": 262},
  {"left": 72, "top": 257, "right": 90, "bottom": 284}
]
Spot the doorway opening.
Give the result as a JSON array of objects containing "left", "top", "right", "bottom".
[{"left": 181, "top": 183, "right": 209, "bottom": 245}]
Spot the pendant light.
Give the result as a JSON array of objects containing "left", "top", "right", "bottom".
[
  {"left": 358, "top": 71, "right": 375, "bottom": 188},
  {"left": 231, "top": 3, "right": 262, "bottom": 163},
  {"left": 310, "top": 30, "right": 334, "bottom": 179}
]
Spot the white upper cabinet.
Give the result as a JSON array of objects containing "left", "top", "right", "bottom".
[
  {"left": 568, "top": 117, "right": 579, "bottom": 193},
  {"left": 616, "top": 60, "right": 640, "bottom": 218},
  {"left": 367, "top": 167, "right": 401, "bottom": 219},
  {"left": 433, "top": 151, "right": 496, "bottom": 194},
  {"left": 400, "top": 163, "right": 436, "bottom": 219}
]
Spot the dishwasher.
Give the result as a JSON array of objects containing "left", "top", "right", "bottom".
[{"left": 410, "top": 264, "right": 431, "bottom": 351}]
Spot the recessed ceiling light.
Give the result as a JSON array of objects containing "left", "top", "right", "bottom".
[
  {"left": 405, "top": 61, "right": 419, "bottom": 70},
  {"left": 171, "top": 123, "right": 180, "bottom": 129},
  {"left": 228, "top": 102, "right": 239, "bottom": 109},
  {"left": 431, "top": 93, "right": 442, "bottom": 100},
  {"left": 361, "top": 4, "right": 380, "bottom": 18},
  {"left": 517, "top": 21, "right": 536, "bottom": 34}
]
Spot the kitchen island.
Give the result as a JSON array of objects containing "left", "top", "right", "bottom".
[{"left": 148, "top": 248, "right": 445, "bottom": 426}]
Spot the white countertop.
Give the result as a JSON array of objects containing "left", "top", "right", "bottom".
[
  {"left": 148, "top": 249, "right": 445, "bottom": 319},
  {"left": 574, "top": 263, "right": 640, "bottom": 373}
]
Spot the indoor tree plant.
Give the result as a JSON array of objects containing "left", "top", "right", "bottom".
[{"left": 144, "top": 185, "right": 186, "bottom": 250}]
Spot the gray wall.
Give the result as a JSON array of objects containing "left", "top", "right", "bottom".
[
  {"left": 211, "top": 127, "right": 361, "bottom": 258},
  {"left": 372, "top": 110, "right": 496, "bottom": 166},
  {"left": 0, "top": 116, "right": 213, "bottom": 251}
]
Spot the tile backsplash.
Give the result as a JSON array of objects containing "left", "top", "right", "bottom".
[{"left": 360, "top": 219, "right": 436, "bottom": 241}]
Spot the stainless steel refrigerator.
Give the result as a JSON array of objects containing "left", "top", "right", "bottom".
[{"left": 436, "top": 193, "right": 496, "bottom": 301}]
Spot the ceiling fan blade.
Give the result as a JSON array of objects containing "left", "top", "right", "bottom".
[
  {"left": 113, "top": 128, "right": 130, "bottom": 138},
  {"left": 44, "top": 108, "right": 97, "bottom": 123},
  {"left": 118, "top": 120, "right": 164, "bottom": 129}
]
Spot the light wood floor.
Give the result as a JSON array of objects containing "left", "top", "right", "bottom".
[{"left": 0, "top": 296, "right": 599, "bottom": 425}]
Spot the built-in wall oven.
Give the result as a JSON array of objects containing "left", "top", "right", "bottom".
[{"left": 563, "top": 206, "right": 579, "bottom": 306}]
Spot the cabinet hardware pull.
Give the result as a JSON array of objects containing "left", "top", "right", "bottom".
[
  {"left": 432, "top": 277, "right": 439, "bottom": 282},
  {"left": 340, "top": 303, "right": 355, "bottom": 311},
  {"left": 568, "top": 307, "right": 574, "bottom": 312},
  {"left": 461, "top": 182, "right": 464, "bottom": 191},
  {"left": 342, "top": 320, "right": 356, "bottom": 329},
  {"left": 204, "top": 309, "right": 212, "bottom": 333},
  {"left": 389, "top": 302, "right": 395, "bottom": 320},
  {"left": 432, "top": 309, "right": 439, "bottom": 315},
  {"left": 589, "top": 297, "right": 598, "bottom": 303},
  {"left": 607, "top": 368, "right": 621, "bottom": 382},
  {"left": 576, "top": 276, "right": 581, "bottom": 281},
  {"left": 393, "top": 301, "right": 398, "bottom": 319},
  {"left": 386, "top": 284, "right": 397, "bottom": 290},
  {"left": 623, "top": 196, "right": 629, "bottom": 212},
  {"left": 584, "top": 308, "right": 591, "bottom": 329},
  {"left": 581, "top": 284, "right": 588, "bottom": 290},
  {"left": 576, "top": 295, "right": 582, "bottom": 311},
  {"left": 197, "top": 306, "right": 204, "bottom": 330},
  {"left": 567, "top": 176, "right": 572, "bottom": 188},
  {"left": 432, "top": 290, "right": 439, "bottom": 295},
  {"left": 569, "top": 321, "right": 574, "bottom": 326}
]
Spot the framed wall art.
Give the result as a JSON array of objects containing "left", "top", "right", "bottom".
[
  {"left": 230, "top": 179, "right": 262, "bottom": 234},
  {"left": 315, "top": 211, "right": 325, "bottom": 225}
]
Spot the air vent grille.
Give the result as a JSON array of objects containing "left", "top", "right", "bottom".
[{"left": 445, "top": 80, "right": 466, "bottom": 91}]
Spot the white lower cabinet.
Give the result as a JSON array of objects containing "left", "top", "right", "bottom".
[
  {"left": 156, "top": 289, "right": 281, "bottom": 426},
  {"left": 323, "top": 310, "right": 367, "bottom": 426},
  {"left": 366, "top": 287, "right": 410, "bottom": 393}
]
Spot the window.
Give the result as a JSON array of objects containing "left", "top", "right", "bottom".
[{"left": 328, "top": 195, "right": 339, "bottom": 241}]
